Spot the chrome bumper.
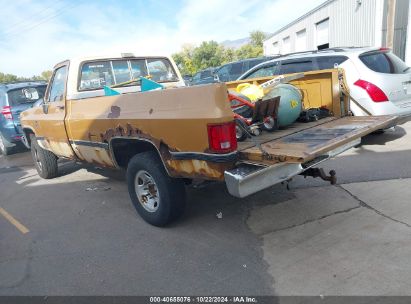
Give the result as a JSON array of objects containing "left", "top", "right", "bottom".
[{"left": 224, "top": 138, "right": 360, "bottom": 198}]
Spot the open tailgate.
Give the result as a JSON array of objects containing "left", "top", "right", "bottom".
[
  {"left": 225, "top": 115, "right": 398, "bottom": 198},
  {"left": 239, "top": 116, "right": 398, "bottom": 164}
]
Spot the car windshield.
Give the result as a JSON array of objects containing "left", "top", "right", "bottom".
[
  {"left": 359, "top": 51, "right": 409, "bottom": 74},
  {"left": 7, "top": 86, "right": 46, "bottom": 105}
]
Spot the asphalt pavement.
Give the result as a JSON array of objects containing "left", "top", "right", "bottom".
[{"left": 1, "top": 122, "right": 411, "bottom": 296}]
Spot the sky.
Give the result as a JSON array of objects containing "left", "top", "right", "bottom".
[{"left": 0, "top": 0, "right": 326, "bottom": 77}]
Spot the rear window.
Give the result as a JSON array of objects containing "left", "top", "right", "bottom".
[
  {"left": 79, "top": 58, "right": 179, "bottom": 90},
  {"left": 7, "top": 86, "right": 46, "bottom": 106},
  {"left": 316, "top": 56, "right": 348, "bottom": 69},
  {"left": 359, "top": 51, "right": 409, "bottom": 74},
  {"left": 280, "top": 60, "right": 315, "bottom": 74},
  {"left": 146, "top": 58, "right": 179, "bottom": 83}
]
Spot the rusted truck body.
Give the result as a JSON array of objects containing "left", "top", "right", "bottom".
[{"left": 20, "top": 54, "right": 399, "bottom": 226}]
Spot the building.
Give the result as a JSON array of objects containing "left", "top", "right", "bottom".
[{"left": 263, "top": 0, "right": 411, "bottom": 63}]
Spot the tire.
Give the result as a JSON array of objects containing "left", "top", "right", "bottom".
[
  {"left": 0, "top": 132, "right": 13, "bottom": 156},
  {"left": 126, "top": 151, "right": 186, "bottom": 227},
  {"left": 235, "top": 118, "right": 248, "bottom": 141},
  {"left": 30, "top": 135, "right": 58, "bottom": 179}
]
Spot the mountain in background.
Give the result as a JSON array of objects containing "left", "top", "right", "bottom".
[{"left": 221, "top": 32, "right": 272, "bottom": 49}]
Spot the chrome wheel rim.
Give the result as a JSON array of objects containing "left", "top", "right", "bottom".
[
  {"left": 34, "top": 147, "right": 42, "bottom": 171},
  {"left": 263, "top": 116, "right": 275, "bottom": 129},
  {"left": 134, "top": 170, "right": 160, "bottom": 212}
]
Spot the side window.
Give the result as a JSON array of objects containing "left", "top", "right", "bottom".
[
  {"left": 279, "top": 59, "right": 315, "bottom": 74},
  {"left": 79, "top": 61, "right": 114, "bottom": 90},
  {"left": 230, "top": 62, "right": 244, "bottom": 79},
  {"left": 130, "top": 59, "right": 148, "bottom": 79},
  {"left": 248, "top": 59, "right": 265, "bottom": 69},
  {"left": 316, "top": 56, "right": 348, "bottom": 70},
  {"left": 48, "top": 66, "right": 67, "bottom": 102},
  {"left": 245, "top": 62, "right": 280, "bottom": 79},
  {"left": 112, "top": 60, "right": 131, "bottom": 84},
  {"left": 216, "top": 65, "right": 231, "bottom": 82}
]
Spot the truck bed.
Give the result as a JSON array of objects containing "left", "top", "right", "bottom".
[{"left": 237, "top": 115, "right": 398, "bottom": 165}]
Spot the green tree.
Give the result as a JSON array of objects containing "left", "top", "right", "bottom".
[
  {"left": 192, "top": 41, "right": 225, "bottom": 71},
  {"left": 171, "top": 30, "right": 268, "bottom": 75},
  {"left": 235, "top": 43, "right": 263, "bottom": 60},
  {"left": 40, "top": 70, "right": 53, "bottom": 81},
  {"left": 0, "top": 72, "right": 18, "bottom": 83},
  {"left": 250, "top": 30, "right": 267, "bottom": 48},
  {"left": 172, "top": 44, "right": 196, "bottom": 76}
]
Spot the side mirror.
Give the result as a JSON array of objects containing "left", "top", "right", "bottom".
[{"left": 42, "top": 103, "right": 49, "bottom": 114}]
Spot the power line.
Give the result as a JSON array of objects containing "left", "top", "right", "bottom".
[
  {"left": 0, "top": 0, "right": 66, "bottom": 34},
  {"left": 0, "top": 1, "right": 81, "bottom": 39}
]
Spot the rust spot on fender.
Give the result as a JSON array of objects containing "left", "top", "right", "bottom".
[
  {"left": 166, "top": 159, "right": 233, "bottom": 181},
  {"left": 107, "top": 106, "right": 121, "bottom": 118}
]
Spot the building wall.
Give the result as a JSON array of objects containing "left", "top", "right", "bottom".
[{"left": 263, "top": 0, "right": 383, "bottom": 55}]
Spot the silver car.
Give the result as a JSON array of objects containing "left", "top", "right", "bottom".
[{"left": 238, "top": 47, "right": 411, "bottom": 118}]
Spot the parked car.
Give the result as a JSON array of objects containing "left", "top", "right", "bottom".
[
  {"left": 0, "top": 81, "right": 47, "bottom": 155},
  {"left": 238, "top": 47, "right": 411, "bottom": 118},
  {"left": 215, "top": 56, "right": 275, "bottom": 82},
  {"left": 190, "top": 67, "right": 216, "bottom": 86},
  {"left": 20, "top": 54, "right": 399, "bottom": 226}
]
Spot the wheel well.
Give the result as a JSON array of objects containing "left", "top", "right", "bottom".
[
  {"left": 110, "top": 138, "right": 162, "bottom": 168},
  {"left": 23, "top": 128, "right": 35, "bottom": 147}
]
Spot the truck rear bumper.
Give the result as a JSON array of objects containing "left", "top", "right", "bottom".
[{"left": 224, "top": 138, "right": 360, "bottom": 198}]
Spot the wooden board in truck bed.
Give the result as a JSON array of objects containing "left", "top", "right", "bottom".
[{"left": 238, "top": 115, "right": 398, "bottom": 165}]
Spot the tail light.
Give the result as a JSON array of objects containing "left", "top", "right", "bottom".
[
  {"left": 1, "top": 106, "right": 13, "bottom": 120},
  {"left": 207, "top": 121, "right": 237, "bottom": 153},
  {"left": 354, "top": 79, "right": 388, "bottom": 102}
]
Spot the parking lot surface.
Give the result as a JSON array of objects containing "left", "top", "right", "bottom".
[{"left": 1, "top": 122, "right": 411, "bottom": 296}]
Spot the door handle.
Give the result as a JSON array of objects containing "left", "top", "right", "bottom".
[{"left": 56, "top": 105, "right": 65, "bottom": 110}]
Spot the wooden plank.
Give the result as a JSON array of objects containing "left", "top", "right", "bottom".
[
  {"left": 239, "top": 115, "right": 398, "bottom": 164},
  {"left": 237, "top": 117, "right": 337, "bottom": 151}
]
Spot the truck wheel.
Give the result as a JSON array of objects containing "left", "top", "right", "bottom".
[
  {"left": 30, "top": 135, "right": 58, "bottom": 179},
  {"left": 126, "top": 151, "right": 186, "bottom": 227},
  {"left": 0, "top": 132, "right": 13, "bottom": 156}
]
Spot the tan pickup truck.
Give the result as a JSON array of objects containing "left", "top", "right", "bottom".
[{"left": 20, "top": 54, "right": 400, "bottom": 226}]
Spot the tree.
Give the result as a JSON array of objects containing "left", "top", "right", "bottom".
[
  {"left": 0, "top": 70, "right": 51, "bottom": 83},
  {"left": 235, "top": 44, "right": 263, "bottom": 60},
  {"left": 0, "top": 72, "right": 18, "bottom": 83},
  {"left": 172, "top": 44, "right": 196, "bottom": 76},
  {"left": 192, "top": 41, "right": 225, "bottom": 71},
  {"left": 40, "top": 70, "right": 53, "bottom": 81},
  {"left": 171, "top": 30, "right": 268, "bottom": 75},
  {"left": 250, "top": 30, "right": 267, "bottom": 48}
]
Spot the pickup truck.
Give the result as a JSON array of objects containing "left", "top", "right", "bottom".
[{"left": 20, "top": 53, "right": 400, "bottom": 226}]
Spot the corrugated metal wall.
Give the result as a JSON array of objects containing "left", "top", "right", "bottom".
[
  {"left": 393, "top": 0, "right": 409, "bottom": 59},
  {"left": 264, "top": 0, "right": 382, "bottom": 55}
]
